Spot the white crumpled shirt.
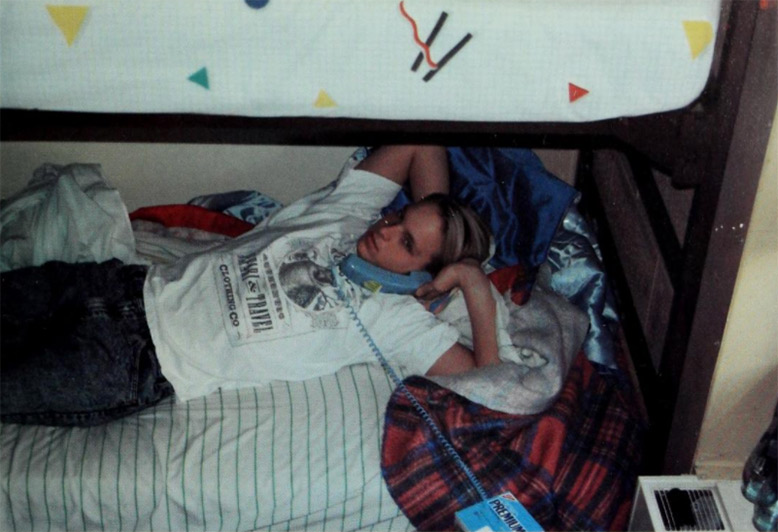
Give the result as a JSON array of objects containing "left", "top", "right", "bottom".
[{"left": 1, "top": 163, "right": 146, "bottom": 271}]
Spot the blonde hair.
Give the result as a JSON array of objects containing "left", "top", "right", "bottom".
[{"left": 417, "top": 194, "right": 491, "bottom": 274}]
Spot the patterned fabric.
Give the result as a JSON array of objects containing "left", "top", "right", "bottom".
[
  {"left": 381, "top": 353, "right": 646, "bottom": 531},
  {"left": 4, "top": 3, "right": 720, "bottom": 122},
  {"left": 1, "top": 363, "right": 411, "bottom": 532},
  {"left": 187, "top": 190, "right": 283, "bottom": 226}
]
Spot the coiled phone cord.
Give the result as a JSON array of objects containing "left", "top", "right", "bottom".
[{"left": 332, "top": 266, "right": 490, "bottom": 503}]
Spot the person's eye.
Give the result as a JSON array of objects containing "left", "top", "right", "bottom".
[{"left": 402, "top": 234, "right": 413, "bottom": 253}]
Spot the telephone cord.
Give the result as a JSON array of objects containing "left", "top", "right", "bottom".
[{"left": 331, "top": 266, "right": 490, "bottom": 503}]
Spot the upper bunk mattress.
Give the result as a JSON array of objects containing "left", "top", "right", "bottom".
[{"left": 0, "top": 0, "right": 721, "bottom": 122}]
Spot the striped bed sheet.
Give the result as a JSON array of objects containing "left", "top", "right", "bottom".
[{"left": 1, "top": 363, "right": 411, "bottom": 532}]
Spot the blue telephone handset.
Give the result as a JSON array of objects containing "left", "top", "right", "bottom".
[
  {"left": 331, "top": 256, "right": 492, "bottom": 507},
  {"left": 339, "top": 254, "right": 431, "bottom": 294}
]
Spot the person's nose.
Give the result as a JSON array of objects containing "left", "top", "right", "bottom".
[{"left": 376, "top": 223, "right": 397, "bottom": 241}]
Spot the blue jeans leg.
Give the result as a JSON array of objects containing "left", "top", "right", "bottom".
[{"left": 1, "top": 260, "right": 173, "bottom": 426}]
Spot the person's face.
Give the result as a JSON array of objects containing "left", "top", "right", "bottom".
[{"left": 356, "top": 203, "right": 444, "bottom": 274}]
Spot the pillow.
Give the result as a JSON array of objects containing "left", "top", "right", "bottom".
[
  {"left": 129, "top": 204, "right": 254, "bottom": 237},
  {"left": 384, "top": 147, "right": 579, "bottom": 272}
]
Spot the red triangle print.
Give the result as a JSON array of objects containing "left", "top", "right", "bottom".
[{"left": 568, "top": 83, "right": 589, "bottom": 103}]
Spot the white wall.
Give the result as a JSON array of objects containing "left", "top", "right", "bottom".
[
  {"left": 1, "top": 143, "right": 580, "bottom": 209},
  {"left": 1, "top": 143, "right": 358, "bottom": 211}
]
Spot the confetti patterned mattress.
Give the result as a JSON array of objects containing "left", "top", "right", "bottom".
[{"left": 1, "top": 0, "right": 720, "bottom": 122}]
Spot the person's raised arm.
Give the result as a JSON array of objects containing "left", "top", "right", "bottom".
[
  {"left": 415, "top": 259, "right": 500, "bottom": 376},
  {"left": 355, "top": 145, "right": 449, "bottom": 200}
]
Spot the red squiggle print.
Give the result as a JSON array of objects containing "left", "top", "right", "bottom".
[{"left": 399, "top": 1, "right": 439, "bottom": 69}]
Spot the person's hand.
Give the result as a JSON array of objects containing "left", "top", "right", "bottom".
[
  {"left": 414, "top": 259, "right": 485, "bottom": 312},
  {"left": 420, "top": 257, "right": 501, "bottom": 372}
]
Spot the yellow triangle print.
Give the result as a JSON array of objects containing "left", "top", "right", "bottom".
[
  {"left": 314, "top": 90, "right": 337, "bottom": 108},
  {"left": 47, "top": 5, "right": 90, "bottom": 46},
  {"left": 682, "top": 20, "right": 713, "bottom": 59}
]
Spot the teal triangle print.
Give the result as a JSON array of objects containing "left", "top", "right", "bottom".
[{"left": 188, "top": 67, "right": 209, "bottom": 89}]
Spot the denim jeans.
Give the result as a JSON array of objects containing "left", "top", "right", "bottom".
[{"left": 1, "top": 260, "right": 173, "bottom": 426}]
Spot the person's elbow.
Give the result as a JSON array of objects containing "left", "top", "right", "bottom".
[{"left": 425, "top": 342, "right": 479, "bottom": 376}]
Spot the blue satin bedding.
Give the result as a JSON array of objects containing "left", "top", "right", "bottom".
[{"left": 547, "top": 205, "right": 619, "bottom": 368}]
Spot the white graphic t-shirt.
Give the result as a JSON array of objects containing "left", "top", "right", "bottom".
[{"left": 143, "top": 165, "right": 460, "bottom": 402}]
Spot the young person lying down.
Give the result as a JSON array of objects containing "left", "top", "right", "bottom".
[{"left": 0, "top": 145, "right": 499, "bottom": 426}]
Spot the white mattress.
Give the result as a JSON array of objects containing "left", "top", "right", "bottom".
[
  {"left": 1, "top": 364, "right": 411, "bottom": 532},
  {"left": 0, "top": 0, "right": 721, "bottom": 122}
]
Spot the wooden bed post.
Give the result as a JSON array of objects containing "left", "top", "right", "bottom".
[
  {"left": 662, "top": 1, "right": 777, "bottom": 474},
  {"left": 574, "top": 1, "right": 777, "bottom": 475}
]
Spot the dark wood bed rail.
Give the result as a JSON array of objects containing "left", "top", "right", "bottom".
[
  {"left": 577, "top": 0, "right": 776, "bottom": 474},
  {"left": 0, "top": 109, "right": 678, "bottom": 163}
]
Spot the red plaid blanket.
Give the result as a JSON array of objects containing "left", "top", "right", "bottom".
[{"left": 381, "top": 353, "right": 645, "bottom": 531}]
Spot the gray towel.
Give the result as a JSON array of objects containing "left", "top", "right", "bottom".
[{"left": 428, "top": 281, "right": 590, "bottom": 415}]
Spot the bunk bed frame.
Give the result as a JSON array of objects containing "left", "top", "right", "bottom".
[{"left": 1, "top": 0, "right": 775, "bottom": 475}]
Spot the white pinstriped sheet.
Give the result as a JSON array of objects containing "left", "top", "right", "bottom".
[{"left": 1, "top": 363, "right": 412, "bottom": 532}]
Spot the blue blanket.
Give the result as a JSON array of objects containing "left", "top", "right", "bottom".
[{"left": 385, "top": 147, "right": 579, "bottom": 272}]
